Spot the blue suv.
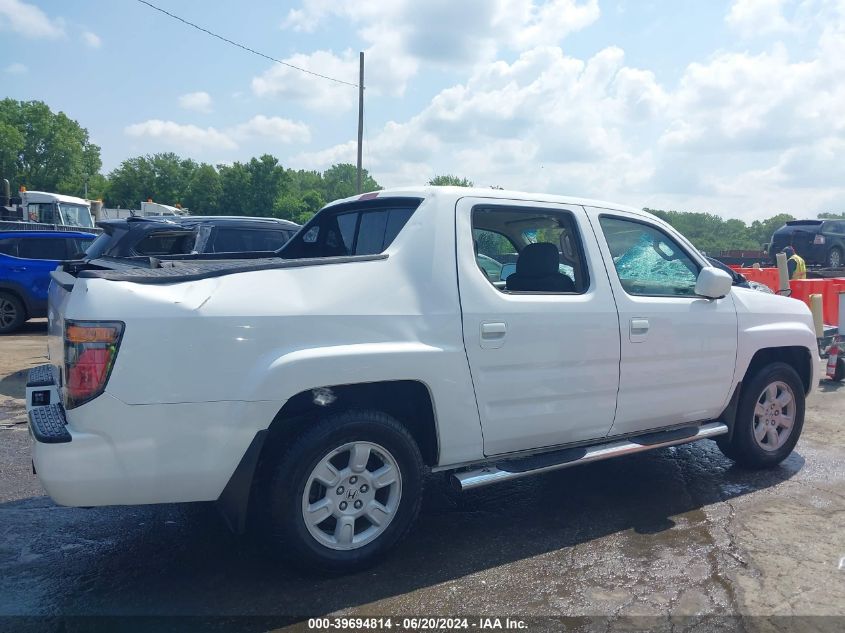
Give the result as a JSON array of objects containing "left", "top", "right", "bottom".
[{"left": 0, "top": 230, "right": 96, "bottom": 333}]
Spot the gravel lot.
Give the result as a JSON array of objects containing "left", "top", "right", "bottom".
[{"left": 1, "top": 321, "right": 843, "bottom": 632}]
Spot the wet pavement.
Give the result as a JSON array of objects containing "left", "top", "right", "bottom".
[{"left": 1, "top": 322, "right": 844, "bottom": 632}]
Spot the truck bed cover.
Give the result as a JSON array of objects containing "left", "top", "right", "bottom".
[{"left": 75, "top": 253, "right": 388, "bottom": 284}]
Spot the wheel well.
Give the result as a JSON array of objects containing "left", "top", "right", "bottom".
[
  {"left": 744, "top": 346, "right": 813, "bottom": 394},
  {"left": 263, "top": 380, "right": 439, "bottom": 467}
]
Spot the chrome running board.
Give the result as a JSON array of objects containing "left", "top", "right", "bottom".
[{"left": 452, "top": 422, "right": 729, "bottom": 492}]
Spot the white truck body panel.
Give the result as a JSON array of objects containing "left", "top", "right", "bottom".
[{"left": 34, "top": 187, "right": 819, "bottom": 509}]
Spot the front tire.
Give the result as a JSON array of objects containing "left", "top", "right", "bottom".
[
  {"left": 717, "top": 362, "right": 805, "bottom": 468},
  {"left": 265, "top": 409, "right": 424, "bottom": 574},
  {"left": 0, "top": 292, "right": 26, "bottom": 334}
]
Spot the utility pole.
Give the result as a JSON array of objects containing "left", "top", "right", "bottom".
[{"left": 356, "top": 51, "right": 364, "bottom": 194}]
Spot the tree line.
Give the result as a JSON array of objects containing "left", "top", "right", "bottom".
[
  {"left": 1, "top": 98, "right": 379, "bottom": 225},
  {"left": 2, "top": 99, "right": 842, "bottom": 242}
]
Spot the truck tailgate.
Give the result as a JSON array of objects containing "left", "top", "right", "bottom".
[{"left": 47, "top": 269, "right": 73, "bottom": 376}]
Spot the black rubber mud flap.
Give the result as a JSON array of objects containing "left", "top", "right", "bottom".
[{"left": 216, "top": 430, "right": 267, "bottom": 534}]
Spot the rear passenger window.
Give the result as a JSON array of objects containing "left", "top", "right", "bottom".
[
  {"left": 134, "top": 231, "right": 196, "bottom": 256},
  {"left": 211, "top": 228, "right": 291, "bottom": 253},
  {"left": 282, "top": 200, "right": 419, "bottom": 259},
  {"left": 17, "top": 238, "right": 69, "bottom": 260},
  {"left": 0, "top": 238, "right": 18, "bottom": 256},
  {"left": 472, "top": 206, "right": 590, "bottom": 294},
  {"left": 599, "top": 216, "right": 700, "bottom": 297}
]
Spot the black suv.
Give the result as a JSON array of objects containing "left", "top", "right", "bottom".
[
  {"left": 85, "top": 216, "right": 300, "bottom": 261},
  {"left": 768, "top": 219, "right": 845, "bottom": 268}
]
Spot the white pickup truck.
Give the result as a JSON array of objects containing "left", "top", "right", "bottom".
[{"left": 28, "top": 187, "right": 818, "bottom": 573}]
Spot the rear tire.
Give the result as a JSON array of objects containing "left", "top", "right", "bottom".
[
  {"left": 717, "top": 362, "right": 805, "bottom": 469},
  {"left": 0, "top": 291, "right": 26, "bottom": 334},
  {"left": 264, "top": 409, "right": 424, "bottom": 574},
  {"left": 828, "top": 246, "right": 843, "bottom": 269}
]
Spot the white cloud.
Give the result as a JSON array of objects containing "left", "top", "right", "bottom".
[
  {"left": 726, "top": 0, "right": 794, "bottom": 37},
  {"left": 0, "top": 0, "right": 64, "bottom": 38},
  {"left": 294, "top": 0, "right": 845, "bottom": 221},
  {"left": 251, "top": 50, "right": 362, "bottom": 110},
  {"left": 178, "top": 91, "right": 213, "bottom": 113},
  {"left": 232, "top": 115, "right": 311, "bottom": 144},
  {"left": 295, "top": 45, "right": 662, "bottom": 197},
  {"left": 262, "top": 0, "right": 600, "bottom": 109},
  {"left": 82, "top": 30, "right": 101, "bottom": 48},
  {"left": 124, "top": 116, "right": 311, "bottom": 154},
  {"left": 4, "top": 62, "right": 28, "bottom": 74},
  {"left": 125, "top": 120, "right": 238, "bottom": 151}
]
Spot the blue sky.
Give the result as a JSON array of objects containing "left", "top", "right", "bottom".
[{"left": 2, "top": 0, "right": 844, "bottom": 220}]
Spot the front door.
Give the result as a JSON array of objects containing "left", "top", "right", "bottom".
[
  {"left": 456, "top": 198, "right": 621, "bottom": 456},
  {"left": 590, "top": 211, "right": 738, "bottom": 435}
]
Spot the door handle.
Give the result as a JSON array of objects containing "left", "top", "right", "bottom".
[
  {"left": 630, "top": 318, "right": 650, "bottom": 342},
  {"left": 481, "top": 322, "right": 507, "bottom": 339},
  {"left": 480, "top": 322, "right": 507, "bottom": 349}
]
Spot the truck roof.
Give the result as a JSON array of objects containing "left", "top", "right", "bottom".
[
  {"left": 323, "top": 186, "right": 646, "bottom": 216},
  {"left": 23, "top": 191, "right": 90, "bottom": 206}
]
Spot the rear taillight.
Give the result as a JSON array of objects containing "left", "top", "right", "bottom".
[
  {"left": 64, "top": 320, "right": 123, "bottom": 409},
  {"left": 814, "top": 234, "right": 826, "bottom": 245}
]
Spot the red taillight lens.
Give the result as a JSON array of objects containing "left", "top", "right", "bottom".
[
  {"left": 814, "top": 234, "right": 825, "bottom": 245},
  {"left": 64, "top": 321, "right": 123, "bottom": 409}
]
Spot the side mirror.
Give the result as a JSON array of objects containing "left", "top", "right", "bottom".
[
  {"left": 500, "top": 262, "right": 516, "bottom": 281},
  {"left": 695, "top": 266, "right": 733, "bottom": 299}
]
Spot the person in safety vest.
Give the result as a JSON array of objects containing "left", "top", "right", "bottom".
[{"left": 783, "top": 246, "right": 807, "bottom": 280}]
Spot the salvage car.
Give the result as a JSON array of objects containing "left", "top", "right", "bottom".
[
  {"left": 768, "top": 219, "right": 845, "bottom": 268},
  {"left": 28, "top": 188, "right": 818, "bottom": 573},
  {"left": 84, "top": 215, "right": 300, "bottom": 261}
]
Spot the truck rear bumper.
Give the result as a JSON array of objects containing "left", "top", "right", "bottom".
[
  {"left": 25, "top": 364, "right": 61, "bottom": 412},
  {"left": 30, "top": 393, "right": 281, "bottom": 508}
]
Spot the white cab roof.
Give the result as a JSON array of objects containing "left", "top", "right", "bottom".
[
  {"left": 23, "top": 191, "right": 90, "bottom": 206},
  {"left": 325, "top": 186, "right": 645, "bottom": 215}
]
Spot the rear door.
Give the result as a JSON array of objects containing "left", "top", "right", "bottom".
[
  {"left": 14, "top": 237, "right": 73, "bottom": 309},
  {"left": 457, "top": 197, "right": 620, "bottom": 456},
  {"left": 590, "top": 210, "right": 738, "bottom": 435}
]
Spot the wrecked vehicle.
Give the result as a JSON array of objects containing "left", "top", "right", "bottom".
[{"left": 28, "top": 187, "right": 818, "bottom": 573}]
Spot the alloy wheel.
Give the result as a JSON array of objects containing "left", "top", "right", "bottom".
[
  {"left": 752, "top": 381, "right": 796, "bottom": 452},
  {"left": 0, "top": 297, "right": 18, "bottom": 330},
  {"left": 301, "top": 441, "right": 402, "bottom": 550}
]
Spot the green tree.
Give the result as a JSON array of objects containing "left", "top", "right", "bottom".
[
  {"left": 748, "top": 213, "right": 795, "bottom": 248},
  {"left": 428, "top": 174, "right": 473, "bottom": 187},
  {"left": 322, "top": 163, "right": 380, "bottom": 201},
  {"left": 0, "top": 99, "right": 102, "bottom": 196},
  {"left": 244, "top": 154, "right": 289, "bottom": 216},
  {"left": 818, "top": 212, "right": 845, "bottom": 219},
  {"left": 105, "top": 153, "right": 197, "bottom": 208},
  {"left": 218, "top": 162, "right": 251, "bottom": 215},
  {"left": 0, "top": 122, "right": 24, "bottom": 187},
  {"left": 184, "top": 163, "right": 222, "bottom": 215}
]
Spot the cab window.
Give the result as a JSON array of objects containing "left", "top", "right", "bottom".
[
  {"left": 599, "top": 216, "right": 700, "bottom": 297},
  {"left": 282, "top": 199, "right": 420, "bottom": 259},
  {"left": 471, "top": 206, "right": 590, "bottom": 294}
]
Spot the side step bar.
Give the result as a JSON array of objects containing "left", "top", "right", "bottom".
[{"left": 452, "top": 422, "right": 728, "bottom": 491}]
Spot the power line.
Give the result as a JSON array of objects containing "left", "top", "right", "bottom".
[{"left": 135, "top": 0, "right": 359, "bottom": 88}]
